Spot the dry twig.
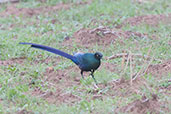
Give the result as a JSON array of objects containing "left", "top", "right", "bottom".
[
  {"left": 132, "top": 45, "right": 153, "bottom": 80},
  {"left": 129, "top": 51, "right": 133, "bottom": 86},
  {"left": 108, "top": 53, "right": 161, "bottom": 62}
]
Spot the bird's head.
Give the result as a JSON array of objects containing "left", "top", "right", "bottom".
[{"left": 94, "top": 52, "right": 103, "bottom": 60}]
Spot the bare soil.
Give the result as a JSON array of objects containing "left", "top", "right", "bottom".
[
  {"left": 27, "top": 59, "right": 170, "bottom": 113},
  {"left": 147, "top": 59, "right": 171, "bottom": 78},
  {"left": 118, "top": 95, "right": 165, "bottom": 114},
  {"left": 124, "top": 13, "right": 171, "bottom": 26},
  {"left": 64, "top": 27, "right": 151, "bottom": 47},
  {"left": 30, "top": 62, "right": 120, "bottom": 105},
  {"left": 0, "top": 57, "right": 26, "bottom": 66},
  {"left": 0, "top": 1, "right": 90, "bottom": 17}
]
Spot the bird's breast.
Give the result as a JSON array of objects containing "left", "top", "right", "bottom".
[
  {"left": 79, "top": 60, "right": 100, "bottom": 71},
  {"left": 75, "top": 53, "right": 101, "bottom": 72}
]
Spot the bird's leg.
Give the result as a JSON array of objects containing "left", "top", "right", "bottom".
[
  {"left": 90, "top": 70, "right": 97, "bottom": 84},
  {"left": 81, "top": 70, "right": 84, "bottom": 79}
]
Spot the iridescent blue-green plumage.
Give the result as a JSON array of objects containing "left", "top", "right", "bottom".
[
  {"left": 74, "top": 53, "right": 101, "bottom": 71},
  {"left": 19, "top": 42, "right": 103, "bottom": 83}
]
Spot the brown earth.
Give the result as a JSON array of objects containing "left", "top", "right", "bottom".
[
  {"left": 0, "top": 56, "right": 26, "bottom": 66},
  {"left": 118, "top": 94, "right": 166, "bottom": 114},
  {"left": 64, "top": 27, "right": 151, "bottom": 47},
  {"left": 29, "top": 62, "right": 120, "bottom": 105},
  {"left": 28, "top": 59, "right": 170, "bottom": 106},
  {"left": 147, "top": 59, "right": 171, "bottom": 78},
  {"left": 29, "top": 61, "right": 170, "bottom": 113},
  {"left": 17, "top": 109, "right": 33, "bottom": 114},
  {"left": 0, "top": 4, "right": 70, "bottom": 17},
  {"left": 0, "top": 1, "right": 90, "bottom": 17},
  {"left": 124, "top": 13, "right": 171, "bottom": 26}
]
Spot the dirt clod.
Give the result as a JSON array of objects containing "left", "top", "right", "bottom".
[
  {"left": 66, "top": 27, "right": 149, "bottom": 47},
  {"left": 147, "top": 60, "right": 171, "bottom": 78},
  {"left": 124, "top": 14, "right": 171, "bottom": 26},
  {"left": 0, "top": 57, "right": 26, "bottom": 66},
  {"left": 0, "top": 2, "right": 90, "bottom": 17}
]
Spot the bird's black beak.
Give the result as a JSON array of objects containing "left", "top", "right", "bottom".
[
  {"left": 95, "top": 52, "right": 103, "bottom": 60},
  {"left": 99, "top": 53, "right": 103, "bottom": 59}
]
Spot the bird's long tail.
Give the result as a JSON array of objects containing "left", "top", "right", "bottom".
[{"left": 19, "top": 42, "right": 79, "bottom": 65}]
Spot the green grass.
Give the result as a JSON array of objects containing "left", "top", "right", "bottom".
[{"left": 0, "top": 0, "right": 171, "bottom": 113}]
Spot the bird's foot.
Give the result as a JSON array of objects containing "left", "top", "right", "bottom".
[{"left": 81, "top": 75, "right": 84, "bottom": 79}]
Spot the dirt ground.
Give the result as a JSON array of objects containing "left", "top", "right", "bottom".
[
  {"left": 0, "top": 1, "right": 90, "bottom": 17},
  {"left": 0, "top": 1, "right": 171, "bottom": 114}
]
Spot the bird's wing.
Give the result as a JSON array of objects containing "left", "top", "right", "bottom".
[
  {"left": 74, "top": 53, "right": 93, "bottom": 69},
  {"left": 19, "top": 42, "right": 79, "bottom": 64},
  {"left": 73, "top": 52, "right": 84, "bottom": 64}
]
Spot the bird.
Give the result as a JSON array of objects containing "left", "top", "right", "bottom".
[{"left": 19, "top": 42, "right": 103, "bottom": 84}]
